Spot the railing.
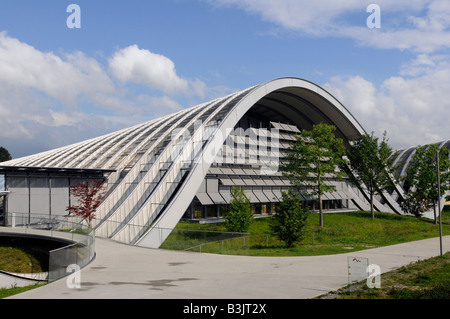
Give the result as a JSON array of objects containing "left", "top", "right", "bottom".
[
  {"left": 162, "top": 229, "right": 379, "bottom": 255},
  {"left": 4, "top": 213, "right": 95, "bottom": 283},
  {"left": 181, "top": 234, "right": 270, "bottom": 254},
  {"left": 90, "top": 216, "right": 251, "bottom": 248},
  {"left": 159, "top": 228, "right": 249, "bottom": 251}
]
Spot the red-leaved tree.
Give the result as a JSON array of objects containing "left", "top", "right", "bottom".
[{"left": 66, "top": 180, "right": 105, "bottom": 227}]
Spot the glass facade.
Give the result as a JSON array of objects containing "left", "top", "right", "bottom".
[
  {"left": 0, "top": 174, "right": 4, "bottom": 191},
  {"left": 181, "top": 113, "right": 354, "bottom": 223},
  {"left": 205, "top": 205, "right": 217, "bottom": 218}
]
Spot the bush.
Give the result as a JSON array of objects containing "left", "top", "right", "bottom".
[
  {"left": 270, "top": 190, "right": 309, "bottom": 247},
  {"left": 224, "top": 186, "right": 253, "bottom": 233}
]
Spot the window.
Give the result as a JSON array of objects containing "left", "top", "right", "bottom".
[
  {"left": 206, "top": 205, "right": 216, "bottom": 218},
  {"left": 193, "top": 205, "right": 202, "bottom": 219},
  {"left": 0, "top": 174, "right": 5, "bottom": 191}
]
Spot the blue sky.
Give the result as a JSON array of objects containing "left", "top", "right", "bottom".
[{"left": 0, "top": 0, "right": 449, "bottom": 158}]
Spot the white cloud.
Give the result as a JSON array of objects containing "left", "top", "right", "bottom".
[
  {"left": 408, "top": 0, "right": 450, "bottom": 31},
  {"left": 399, "top": 54, "right": 437, "bottom": 77},
  {"left": 209, "top": 0, "right": 362, "bottom": 34},
  {"left": 0, "top": 32, "right": 118, "bottom": 108},
  {"left": 341, "top": 26, "right": 450, "bottom": 53},
  {"left": 325, "top": 76, "right": 378, "bottom": 117},
  {"left": 0, "top": 33, "right": 212, "bottom": 158},
  {"left": 210, "top": 0, "right": 450, "bottom": 53},
  {"left": 109, "top": 44, "right": 206, "bottom": 97},
  {"left": 323, "top": 54, "right": 450, "bottom": 149},
  {"left": 207, "top": 0, "right": 450, "bottom": 149}
]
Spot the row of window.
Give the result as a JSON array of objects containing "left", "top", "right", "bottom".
[{"left": 183, "top": 199, "right": 350, "bottom": 221}]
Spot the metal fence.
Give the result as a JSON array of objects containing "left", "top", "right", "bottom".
[
  {"left": 159, "top": 228, "right": 249, "bottom": 251},
  {"left": 4, "top": 213, "right": 95, "bottom": 282},
  {"left": 181, "top": 234, "right": 268, "bottom": 254}
]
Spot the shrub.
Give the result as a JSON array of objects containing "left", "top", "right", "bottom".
[
  {"left": 270, "top": 190, "right": 309, "bottom": 247},
  {"left": 224, "top": 186, "right": 253, "bottom": 233}
]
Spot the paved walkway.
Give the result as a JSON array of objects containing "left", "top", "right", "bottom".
[{"left": 9, "top": 235, "right": 449, "bottom": 299}]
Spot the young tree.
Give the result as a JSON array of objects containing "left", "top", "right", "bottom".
[
  {"left": 66, "top": 180, "right": 105, "bottom": 227},
  {"left": 280, "top": 123, "right": 346, "bottom": 227},
  {"left": 403, "top": 144, "right": 450, "bottom": 222},
  {"left": 400, "top": 191, "right": 430, "bottom": 218},
  {"left": 346, "top": 132, "right": 397, "bottom": 219},
  {"left": 0, "top": 146, "right": 12, "bottom": 162},
  {"left": 270, "top": 189, "right": 308, "bottom": 247},
  {"left": 224, "top": 186, "right": 253, "bottom": 233}
]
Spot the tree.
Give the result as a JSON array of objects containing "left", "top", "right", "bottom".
[
  {"left": 0, "top": 146, "right": 12, "bottom": 162},
  {"left": 66, "top": 180, "right": 105, "bottom": 227},
  {"left": 224, "top": 186, "right": 253, "bottom": 232},
  {"left": 270, "top": 189, "right": 309, "bottom": 247},
  {"left": 403, "top": 144, "right": 450, "bottom": 222},
  {"left": 346, "top": 132, "right": 397, "bottom": 219},
  {"left": 400, "top": 191, "right": 430, "bottom": 218},
  {"left": 280, "top": 123, "right": 347, "bottom": 227}
]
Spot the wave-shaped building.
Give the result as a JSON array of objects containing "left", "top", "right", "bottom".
[{"left": 0, "top": 78, "right": 448, "bottom": 248}]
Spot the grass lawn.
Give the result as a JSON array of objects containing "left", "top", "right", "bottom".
[
  {"left": 164, "top": 208, "right": 450, "bottom": 256},
  {"left": 0, "top": 247, "right": 47, "bottom": 299},
  {"left": 0, "top": 246, "right": 46, "bottom": 273},
  {"left": 317, "top": 252, "right": 450, "bottom": 299},
  {"left": 0, "top": 283, "right": 46, "bottom": 299}
]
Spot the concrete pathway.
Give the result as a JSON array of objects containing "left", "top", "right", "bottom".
[{"left": 8, "top": 235, "right": 449, "bottom": 299}]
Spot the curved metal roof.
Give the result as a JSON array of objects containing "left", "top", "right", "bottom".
[{"left": 1, "top": 78, "right": 365, "bottom": 171}]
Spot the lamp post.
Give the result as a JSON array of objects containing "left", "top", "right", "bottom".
[{"left": 436, "top": 147, "right": 443, "bottom": 257}]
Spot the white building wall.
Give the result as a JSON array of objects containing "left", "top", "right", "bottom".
[
  {"left": 30, "top": 177, "right": 49, "bottom": 216},
  {"left": 51, "top": 178, "right": 70, "bottom": 217},
  {"left": 7, "top": 176, "right": 29, "bottom": 215}
]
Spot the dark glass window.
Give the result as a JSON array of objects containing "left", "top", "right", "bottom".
[{"left": 206, "top": 205, "right": 216, "bottom": 218}]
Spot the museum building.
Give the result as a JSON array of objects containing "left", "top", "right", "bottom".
[{"left": 1, "top": 78, "right": 448, "bottom": 248}]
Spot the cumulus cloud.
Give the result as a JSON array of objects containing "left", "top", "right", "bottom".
[
  {"left": 0, "top": 33, "right": 208, "bottom": 158},
  {"left": 323, "top": 54, "right": 450, "bottom": 149},
  {"left": 0, "top": 31, "right": 132, "bottom": 112},
  {"left": 109, "top": 44, "right": 205, "bottom": 97}
]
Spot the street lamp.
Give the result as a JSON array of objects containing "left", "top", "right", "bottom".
[{"left": 436, "top": 147, "right": 443, "bottom": 257}]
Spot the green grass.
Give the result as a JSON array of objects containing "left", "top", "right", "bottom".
[
  {"left": 318, "top": 252, "right": 450, "bottom": 299},
  {"left": 163, "top": 209, "right": 450, "bottom": 256},
  {"left": 0, "top": 283, "right": 46, "bottom": 299},
  {"left": 0, "top": 247, "right": 48, "bottom": 299},
  {"left": 0, "top": 246, "right": 46, "bottom": 273}
]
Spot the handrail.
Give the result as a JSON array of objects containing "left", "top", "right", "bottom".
[{"left": 2, "top": 212, "right": 96, "bottom": 283}]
